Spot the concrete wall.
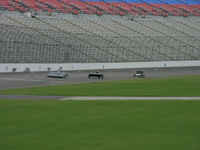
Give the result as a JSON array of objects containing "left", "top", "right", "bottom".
[{"left": 1, "top": 61, "right": 200, "bottom": 73}]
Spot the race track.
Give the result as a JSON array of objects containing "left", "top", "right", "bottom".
[{"left": 0, "top": 66, "right": 200, "bottom": 100}]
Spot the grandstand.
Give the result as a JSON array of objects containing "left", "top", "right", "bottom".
[{"left": 0, "top": 0, "right": 200, "bottom": 72}]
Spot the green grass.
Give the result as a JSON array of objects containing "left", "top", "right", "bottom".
[
  {"left": 0, "top": 100, "right": 200, "bottom": 150},
  {"left": 0, "top": 75, "right": 200, "bottom": 96}
]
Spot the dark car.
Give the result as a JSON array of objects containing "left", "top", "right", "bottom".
[{"left": 88, "top": 72, "right": 104, "bottom": 79}]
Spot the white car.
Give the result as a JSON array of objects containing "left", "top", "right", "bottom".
[{"left": 134, "top": 71, "right": 145, "bottom": 78}]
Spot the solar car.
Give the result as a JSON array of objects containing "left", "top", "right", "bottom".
[{"left": 47, "top": 69, "right": 68, "bottom": 78}]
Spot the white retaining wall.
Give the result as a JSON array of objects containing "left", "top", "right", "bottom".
[{"left": 0, "top": 61, "right": 200, "bottom": 73}]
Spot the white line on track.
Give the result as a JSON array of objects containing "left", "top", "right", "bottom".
[
  {"left": 0, "top": 78, "right": 42, "bottom": 82},
  {"left": 1, "top": 95, "right": 200, "bottom": 100},
  {"left": 59, "top": 96, "right": 200, "bottom": 100}
]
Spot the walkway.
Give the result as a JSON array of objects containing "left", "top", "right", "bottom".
[{"left": 0, "top": 95, "right": 200, "bottom": 100}]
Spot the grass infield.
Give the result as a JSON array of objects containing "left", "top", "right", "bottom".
[
  {"left": 0, "top": 100, "right": 200, "bottom": 150},
  {"left": 0, "top": 75, "right": 200, "bottom": 150},
  {"left": 0, "top": 75, "right": 200, "bottom": 96}
]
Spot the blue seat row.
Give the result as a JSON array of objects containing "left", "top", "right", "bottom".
[{"left": 142, "top": 0, "right": 163, "bottom": 4}]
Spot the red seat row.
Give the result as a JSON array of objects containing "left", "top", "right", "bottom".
[{"left": 0, "top": 0, "right": 199, "bottom": 16}]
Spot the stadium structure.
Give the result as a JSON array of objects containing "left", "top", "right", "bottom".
[{"left": 0, "top": 0, "right": 200, "bottom": 73}]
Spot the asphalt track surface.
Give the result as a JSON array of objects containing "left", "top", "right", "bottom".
[{"left": 0, "top": 66, "right": 200, "bottom": 100}]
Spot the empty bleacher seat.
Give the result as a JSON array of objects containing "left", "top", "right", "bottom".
[
  {"left": 67, "top": 1, "right": 94, "bottom": 14},
  {"left": 165, "top": 0, "right": 182, "bottom": 4},
  {"left": 184, "top": 0, "right": 200, "bottom": 5},
  {"left": 0, "top": 0, "right": 9, "bottom": 6},
  {"left": 20, "top": 0, "right": 37, "bottom": 9},
  {"left": 1, "top": 0, "right": 199, "bottom": 17},
  {"left": 83, "top": 0, "right": 102, "bottom": 1},
  {"left": 143, "top": 0, "right": 163, "bottom": 4},
  {"left": 103, "top": 0, "right": 123, "bottom": 2},
  {"left": 125, "top": 0, "right": 142, "bottom": 3}
]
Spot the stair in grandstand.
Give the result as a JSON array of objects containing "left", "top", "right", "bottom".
[
  {"left": 135, "top": 19, "right": 199, "bottom": 60},
  {"left": 86, "top": 17, "right": 166, "bottom": 61},
  {"left": 4, "top": 15, "right": 92, "bottom": 63}
]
